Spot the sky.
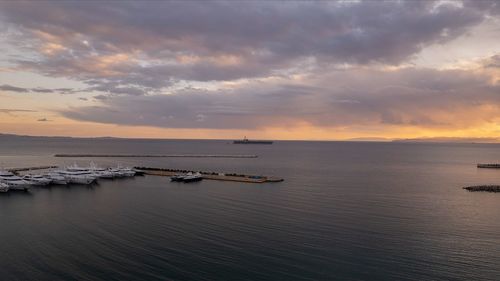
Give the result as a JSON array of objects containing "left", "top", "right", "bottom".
[{"left": 0, "top": 0, "right": 499, "bottom": 140}]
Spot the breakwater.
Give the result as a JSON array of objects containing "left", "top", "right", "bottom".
[
  {"left": 463, "top": 185, "right": 500, "bottom": 192},
  {"left": 477, "top": 163, "right": 500, "bottom": 168},
  {"left": 55, "top": 154, "right": 258, "bottom": 158},
  {"left": 135, "top": 166, "right": 284, "bottom": 183}
]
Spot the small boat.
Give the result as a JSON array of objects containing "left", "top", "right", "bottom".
[
  {"left": 182, "top": 172, "right": 203, "bottom": 183},
  {"left": 0, "top": 182, "right": 9, "bottom": 193},
  {"left": 23, "top": 174, "right": 52, "bottom": 186},
  {"left": 170, "top": 174, "right": 186, "bottom": 182}
]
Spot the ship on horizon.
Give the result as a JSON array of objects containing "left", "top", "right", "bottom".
[{"left": 233, "top": 137, "right": 273, "bottom": 144}]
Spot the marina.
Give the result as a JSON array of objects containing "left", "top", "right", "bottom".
[
  {"left": 0, "top": 164, "right": 138, "bottom": 193},
  {"left": 0, "top": 163, "right": 284, "bottom": 193}
]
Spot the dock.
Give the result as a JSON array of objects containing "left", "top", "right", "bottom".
[
  {"left": 55, "top": 154, "right": 258, "bottom": 158},
  {"left": 135, "top": 167, "right": 284, "bottom": 183},
  {"left": 477, "top": 163, "right": 500, "bottom": 168},
  {"left": 463, "top": 185, "right": 500, "bottom": 192}
]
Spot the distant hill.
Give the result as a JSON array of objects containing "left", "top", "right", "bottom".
[
  {"left": 0, "top": 133, "right": 118, "bottom": 140},
  {"left": 346, "top": 137, "right": 391, "bottom": 142},
  {"left": 393, "top": 137, "right": 500, "bottom": 144}
]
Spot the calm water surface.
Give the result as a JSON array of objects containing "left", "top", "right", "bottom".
[{"left": 1, "top": 137, "right": 500, "bottom": 280}]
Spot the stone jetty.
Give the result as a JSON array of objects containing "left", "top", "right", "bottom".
[
  {"left": 463, "top": 185, "right": 500, "bottom": 192},
  {"left": 55, "top": 154, "right": 258, "bottom": 158},
  {"left": 135, "top": 166, "right": 284, "bottom": 183},
  {"left": 477, "top": 164, "right": 500, "bottom": 168}
]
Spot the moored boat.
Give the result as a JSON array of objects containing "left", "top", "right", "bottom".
[
  {"left": 0, "top": 170, "right": 31, "bottom": 191},
  {"left": 182, "top": 172, "right": 203, "bottom": 183},
  {"left": 23, "top": 174, "right": 52, "bottom": 186},
  {"left": 55, "top": 167, "right": 97, "bottom": 185},
  {"left": 119, "top": 167, "right": 136, "bottom": 177},
  {"left": 170, "top": 174, "right": 186, "bottom": 182},
  {"left": 43, "top": 172, "right": 68, "bottom": 185},
  {"left": 108, "top": 168, "right": 125, "bottom": 178},
  {"left": 89, "top": 162, "right": 115, "bottom": 179}
]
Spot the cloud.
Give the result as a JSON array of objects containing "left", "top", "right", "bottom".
[
  {"left": 93, "top": 94, "right": 109, "bottom": 101},
  {"left": 0, "top": 1, "right": 494, "bottom": 95},
  {"left": 0, "top": 84, "right": 76, "bottom": 94},
  {"left": 1, "top": 1, "right": 499, "bottom": 137},
  {"left": 59, "top": 63, "right": 500, "bottom": 131},
  {"left": 0, "top": 84, "right": 30, "bottom": 93},
  {"left": 31, "top": 88, "right": 54, "bottom": 93},
  {"left": 484, "top": 54, "right": 500, "bottom": 68},
  {"left": 0, "top": 108, "right": 36, "bottom": 113}
]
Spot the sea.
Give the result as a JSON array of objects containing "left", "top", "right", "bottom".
[{"left": 1, "top": 136, "right": 500, "bottom": 281}]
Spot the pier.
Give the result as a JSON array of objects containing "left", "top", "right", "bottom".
[
  {"left": 477, "top": 163, "right": 500, "bottom": 168},
  {"left": 463, "top": 185, "right": 500, "bottom": 192},
  {"left": 55, "top": 154, "right": 258, "bottom": 158},
  {"left": 135, "top": 167, "right": 284, "bottom": 183}
]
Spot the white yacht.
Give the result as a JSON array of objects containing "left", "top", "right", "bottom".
[
  {"left": 0, "top": 182, "right": 9, "bottom": 193},
  {"left": 0, "top": 170, "right": 31, "bottom": 191},
  {"left": 119, "top": 167, "right": 136, "bottom": 177},
  {"left": 182, "top": 172, "right": 203, "bottom": 183},
  {"left": 108, "top": 168, "right": 125, "bottom": 178},
  {"left": 43, "top": 172, "right": 68, "bottom": 185},
  {"left": 56, "top": 166, "right": 97, "bottom": 185},
  {"left": 88, "top": 163, "right": 115, "bottom": 179},
  {"left": 23, "top": 174, "right": 52, "bottom": 186},
  {"left": 95, "top": 169, "right": 115, "bottom": 179}
]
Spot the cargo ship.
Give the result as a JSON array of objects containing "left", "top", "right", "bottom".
[{"left": 233, "top": 137, "right": 273, "bottom": 144}]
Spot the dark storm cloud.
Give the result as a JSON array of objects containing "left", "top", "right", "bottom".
[{"left": 0, "top": 1, "right": 493, "bottom": 94}]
